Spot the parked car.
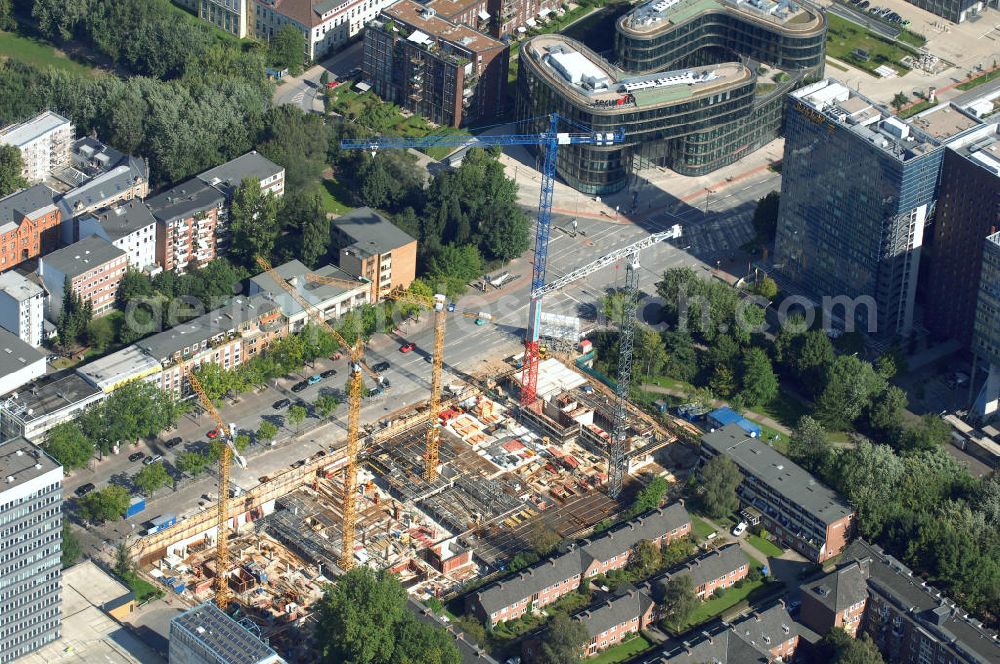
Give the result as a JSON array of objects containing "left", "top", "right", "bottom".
[
  {"left": 321, "top": 369, "right": 338, "bottom": 379},
  {"left": 330, "top": 352, "right": 343, "bottom": 361},
  {"left": 399, "top": 342, "right": 416, "bottom": 353},
  {"left": 292, "top": 381, "right": 309, "bottom": 393},
  {"left": 307, "top": 374, "right": 323, "bottom": 385},
  {"left": 164, "top": 437, "right": 182, "bottom": 449},
  {"left": 128, "top": 451, "right": 145, "bottom": 462},
  {"left": 732, "top": 521, "right": 748, "bottom": 537},
  {"left": 144, "top": 454, "right": 163, "bottom": 466},
  {"left": 273, "top": 398, "right": 292, "bottom": 409},
  {"left": 373, "top": 361, "right": 390, "bottom": 373},
  {"left": 207, "top": 429, "right": 221, "bottom": 439},
  {"left": 75, "top": 483, "right": 96, "bottom": 497}
]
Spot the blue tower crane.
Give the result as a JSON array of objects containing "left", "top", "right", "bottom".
[{"left": 340, "top": 114, "right": 624, "bottom": 406}]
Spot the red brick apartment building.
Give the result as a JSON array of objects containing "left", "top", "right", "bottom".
[
  {"left": 0, "top": 185, "right": 60, "bottom": 272},
  {"left": 147, "top": 180, "right": 224, "bottom": 273},
  {"left": 469, "top": 503, "right": 691, "bottom": 626},
  {"left": 798, "top": 540, "right": 1000, "bottom": 664},
  {"left": 38, "top": 236, "right": 127, "bottom": 318},
  {"left": 574, "top": 589, "right": 656, "bottom": 657},
  {"left": 700, "top": 424, "right": 855, "bottom": 562}
]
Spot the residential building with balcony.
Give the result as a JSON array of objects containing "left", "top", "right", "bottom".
[
  {"left": 490, "top": 0, "right": 558, "bottom": 38},
  {"left": 0, "top": 184, "right": 61, "bottom": 272},
  {"left": 0, "top": 328, "right": 47, "bottom": 398},
  {"left": 0, "top": 437, "right": 63, "bottom": 663},
  {"left": 636, "top": 602, "right": 799, "bottom": 663},
  {"left": 38, "top": 236, "right": 127, "bottom": 319},
  {"left": 254, "top": 0, "right": 399, "bottom": 61},
  {"left": 332, "top": 207, "right": 417, "bottom": 302},
  {"left": 0, "top": 111, "right": 73, "bottom": 184},
  {"left": 798, "top": 539, "right": 1000, "bottom": 664},
  {"left": 0, "top": 271, "right": 45, "bottom": 347},
  {"left": 418, "top": 0, "right": 493, "bottom": 33},
  {"left": 147, "top": 180, "right": 224, "bottom": 273},
  {"left": 774, "top": 81, "right": 986, "bottom": 338},
  {"left": 54, "top": 138, "right": 149, "bottom": 222},
  {"left": 469, "top": 504, "right": 691, "bottom": 626},
  {"left": 174, "top": 0, "right": 251, "bottom": 37},
  {"left": 644, "top": 543, "right": 749, "bottom": 602},
  {"left": 248, "top": 259, "right": 369, "bottom": 332},
  {"left": 196, "top": 151, "right": 286, "bottom": 201},
  {"left": 364, "top": 0, "right": 509, "bottom": 128},
  {"left": 700, "top": 424, "right": 855, "bottom": 562},
  {"left": 77, "top": 200, "right": 158, "bottom": 272}
]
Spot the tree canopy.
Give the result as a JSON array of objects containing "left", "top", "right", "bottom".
[
  {"left": 700, "top": 455, "right": 741, "bottom": 519},
  {"left": 535, "top": 612, "right": 588, "bottom": 664},
  {"left": 0, "top": 144, "right": 26, "bottom": 197}
]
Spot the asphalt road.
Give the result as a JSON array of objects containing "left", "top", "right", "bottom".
[{"left": 272, "top": 42, "right": 364, "bottom": 113}]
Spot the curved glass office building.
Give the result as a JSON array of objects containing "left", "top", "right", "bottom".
[{"left": 516, "top": 0, "right": 825, "bottom": 192}]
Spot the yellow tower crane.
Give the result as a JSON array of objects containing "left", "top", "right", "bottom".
[
  {"left": 256, "top": 256, "right": 375, "bottom": 571},
  {"left": 181, "top": 361, "right": 247, "bottom": 610}
]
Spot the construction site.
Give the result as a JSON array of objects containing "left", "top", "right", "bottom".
[{"left": 121, "top": 129, "right": 695, "bottom": 662}]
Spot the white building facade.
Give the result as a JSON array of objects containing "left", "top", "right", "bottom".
[
  {"left": 0, "top": 271, "right": 45, "bottom": 348},
  {"left": 254, "top": 0, "right": 397, "bottom": 61},
  {"left": 0, "top": 111, "right": 73, "bottom": 184}
]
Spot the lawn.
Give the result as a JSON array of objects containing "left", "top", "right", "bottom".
[
  {"left": 747, "top": 534, "right": 784, "bottom": 558},
  {"left": 825, "top": 14, "right": 912, "bottom": 76},
  {"left": 899, "top": 100, "right": 934, "bottom": 119},
  {"left": 825, "top": 58, "right": 850, "bottom": 71},
  {"left": 319, "top": 178, "right": 353, "bottom": 215},
  {"left": 122, "top": 571, "right": 164, "bottom": 603},
  {"left": 0, "top": 30, "right": 100, "bottom": 76},
  {"left": 589, "top": 635, "right": 653, "bottom": 664},
  {"left": 692, "top": 516, "right": 717, "bottom": 540},
  {"left": 684, "top": 571, "right": 770, "bottom": 629},
  {"left": 898, "top": 28, "right": 927, "bottom": 47},
  {"left": 957, "top": 67, "right": 1000, "bottom": 91}
]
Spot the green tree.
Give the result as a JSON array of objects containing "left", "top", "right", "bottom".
[
  {"left": 32, "top": 0, "right": 89, "bottom": 40},
  {"left": 133, "top": 461, "right": 171, "bottom": 496},
  {"left": 0, "top": 144, "right": 27, "bottom": 197},
  {"left": 792, "top": 330, "right": 835, "bottom": 396},
  {"left": 902, "top": 414, "right": 951, "bottom": 451},
  {"left": 739, "top": 347, "right": 778, "bottom": 408},
  {"left": 287, "top": 404, "right": 307, "bottom": 432},
  {"left": 316, "top": 567, "right": 408, "bottom": 664},
  {"left": 57, "top": 276, "right": 93, "bottom": 349},
  {"left": 630, "top": 539, "right": 662, "bottom": 576},
  {"left": 79, "top": 485, "right": 130, "bottom": 524},
  {"left": 700, "top": 455, "right": 741, "bottom": 519},
  {"left": 817, "top": 628, "right": 885, "bottom": 664},
  {"left": 426, "top": 243, "right": 483, "bottom": 300},
  {"left": 114, "top": 541, "right": 132, "bottom": 578},
  {"left": 234, "top": 434, "right": 251, "bottom": 452},
  {"left": 320, "top": 71, "right": 330, "bottom": 85},
  {"left": 44, "top": 422, "right": 94, "bottom": 470},
  {"left": 751, "top": 191, "right": 780, "bottom": 244},
  {"left": 709, "top": 364, "right": 737, "bottom": 398},
  {"left": 632, "top": 476, "right": 669, "bottom": 516},
  {"left": 661, "top": 330, "right": 697, "bottom": 383},
  {"left": 635, "top": 325, "right": 669, "bottom": 378},
  {"left": 0, "top": 0, "right": 13, "bottom": 31},
  {"left": 660, "top": 574, "right": 698, "bottom": 632},
  {"left": 393, "top": 616, "right": 461, "bottom": 664},
  {"left": 527, "top": 521, "right": 562, "bottom": 557},
  {"left": 753, "top": 276, "right": 778, "bottom": 300},
  {"left": 890, "top": 92, "right": 909, "bottom": 111},
  {"left": 270, "top": 25, "right": 305, "bottom": 75},
  {"left": 277, "top": 188, "right": 330, "bottom": 267},
  {"left": 535, "top": 612, "right": 587, "bottom": 664},
  {"left": 816, "top": 355, "right": 886, "bottom": 430},
  {"left": 788, "top": 415, "right": 832, "bottom": 474},
  {"left": 867, "top": 385, "right": 908, "bottom": 442},
  {"left": 229, "top": 178, "right": 280, "bottom": 268},
  {"left": 315, "top": 393, "right": 339, "bottom": 418},
  {"left": 87, "top": 316, "right": 115, "bottom": 352},
  {"left": 257, "top": 420, "right": 278, "bottom": 444},
  {"left": 176, "top": 451, "right": 209, "bottom": 475},
  {"left": 61, "top": 522, "right": 82, "bottom": 568}
]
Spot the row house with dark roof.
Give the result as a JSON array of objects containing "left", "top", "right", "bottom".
[
  {"left": 642, "top": 543, "right": 750, "bottom": 603},
  {"left": 469, "top": 503, "right": 691, "bottom": 626},
  {"left": 700, "top": 424, "right": 855, "bottom": 562},
  {"left": 798, "top": 539, "right": 1000, "bottom": 664},
  {"left": 575, "top": 588, "right": 656, "bottom": 656}
]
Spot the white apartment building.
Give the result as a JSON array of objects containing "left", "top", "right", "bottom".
[
  {"left": 175, "top": 0, "right": 252, "bottom": 37},
  {"left": 254, "top": 0, "right": 397, "bottom": 61},
  {"left": 0, "top": 111, "right": 74, "bottom": 184},
  {"left": 77, "top": 200, "right": 158, "bottom": 271},
  {"left": 0, "top": 271, "right": 45, "bottom": 348}
]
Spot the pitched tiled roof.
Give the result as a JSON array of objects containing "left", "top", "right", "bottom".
[
  {"left": 572, "top": 588, "right": 654, "bottom": 639},
  {"left": 473, "top": 548, "right": 583, "bottom": 616},
  {"left": 801, "top": 559, "right": 869, "bottom": 613},
  {"left": 580, "top": 503, "right": 691, "bottom": 567},
  {"left": 645, "top": 543, "right": 747, "bottom": 599}
]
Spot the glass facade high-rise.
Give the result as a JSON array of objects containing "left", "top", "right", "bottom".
[
  {"left": 0, "top": 438, "right": 62, "bottom": 664},
  {"left": 973, "top": 231, "right": 1000, "bottom": 418},
  {"left": 773, "top": 80, "right": 984, "bottom": 338},
  {"left": 515, "top": 0, "right": 826, "bottom": 192}
]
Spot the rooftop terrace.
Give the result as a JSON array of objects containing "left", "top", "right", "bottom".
[{"left": 621, "top": 0, "right": 823, "bottom": 34}]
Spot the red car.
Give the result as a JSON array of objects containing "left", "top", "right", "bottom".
[
  {"left": 325, "top": 80, "right": 340, "bottom": 89},
  {"left": 399, "top": 342, "right": 416, "bottom": 353},
  {"left": 207, "top": 429, "right": 220, "bottom": 439}
]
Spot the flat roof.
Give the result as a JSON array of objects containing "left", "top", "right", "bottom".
[
  {"left": 384, "top": 0, "right": 505, "bottom": 54},
  {"left": 62, "top": 560, "right": 134, "bottom": 612},
  {"left": 621, "top": 0, "right": 823, "bottom": 35},
  {"left": 77, "top": 345, "right": 163, "bottom": 392},
  {"left": 146, "top": 179, "right": 224, "bottom": 224},
  {"left": 171, "top": 603, "right": 282, "bottom": 664},
  {"left": 949, "top": 122, "right": 1000, "bottom": 176},
  {"left": 0, "top": 436, "right": 61, "bottom": 492},
  {"left": 423, "top": 0, "right": 487, "bottom": 18},
  {"left": 0, "top": 269, "right": 44, "bottom": 302},
  {"left": 0, "top": 110, "right": 71, "bottom": 147},
  {"left": 41, "top": 235, "right": 125, "bottom": 279},
  {"left": 525, "top": 35, "right": 750, "bottom": 108},
  {"left": 701, "top": 424, "right": 854, "bottom": 525},
  {"left": 197, "top": 151, "right": 284, "bottom": 196},
  {"left": 86, "top": 200, "right": 157, "bottom": 241},
  {"left": 249, "top": 259, "right": 366, "bottom": 318},
  {"left": 334, "top": 206, "right": 417, "bottom": 256},
  {"left": 4, "top": 372, "right": 102, "bottom": 423},
  {"left": 0, "top": 326, "right": 45, "bottom": 380},
  {"left": 909, "top": 104, "right": 983, "bottom": 141}
]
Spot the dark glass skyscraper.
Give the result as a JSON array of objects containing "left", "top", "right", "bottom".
[{"left": 773, "top": 80, "right": 985, "bottom": 338}]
